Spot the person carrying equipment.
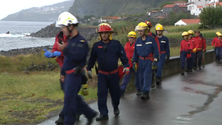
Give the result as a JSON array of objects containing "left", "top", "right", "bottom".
[{"left": 56, "top": 11, "right": 97, "bottom": 125}]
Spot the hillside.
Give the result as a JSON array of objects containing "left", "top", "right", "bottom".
[
  {"left": 2, "top": 0, "right": 74, "bottom": 22},
  {"left": 69, "top": 0, "right": 185, "bottom": 17}
]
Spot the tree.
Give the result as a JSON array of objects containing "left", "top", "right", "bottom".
[{"left": 199, "top": 6, "right": 222, "bottom": 28}]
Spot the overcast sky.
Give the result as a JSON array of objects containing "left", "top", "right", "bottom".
[{"left": 0, "top": 0, "right": 68, "bottom": 20}]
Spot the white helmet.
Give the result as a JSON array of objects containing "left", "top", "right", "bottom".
[{"left": 56, "top": 12, "right": 78, "bottom": 27}]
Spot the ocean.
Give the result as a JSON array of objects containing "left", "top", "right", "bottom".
[{"left": 0, "top": 21, "right": 55, "bottom": 51}]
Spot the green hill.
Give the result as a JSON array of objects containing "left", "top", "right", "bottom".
[{"left": 69, "top": 0, "right": 186, "bottom": 17}]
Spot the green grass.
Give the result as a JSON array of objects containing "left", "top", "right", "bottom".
[
  {"left": 0, "top": 51, "right": 57, "bottom": 73},
  {"left": 0, "top": 71, "right": 98, "bottom": 124}
]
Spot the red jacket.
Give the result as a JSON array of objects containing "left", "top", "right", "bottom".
[
  {"left": 213, "top": 38, "right": 222, "bottom": 47},
  {"left": 189, "top": 37, "right": 196, "bottom": 53},
  {"left": 52, "top": 31, "right": 68, "bottom": 68},
  {"left": 193, "top": 36, "right": 206, "bottom": 51},
  {"left": 148, "top": 32, "right": 161, "bottom": 54},
  {"left": 124, "top": 41, "right": 135, "bottom": 68},
  {"left": 211, "top": 37, "right": 218, "bottom": 47},
  {"left": 180, "top": 40, "right": 190, "bottom": 52}
]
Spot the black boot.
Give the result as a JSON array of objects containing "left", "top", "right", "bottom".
[
  {"left": 96, "top": 114, "right": 108, "bottom": 121},
  {"left": 120, "top": 89, "right": 125, "bottom": 97},
  {"left": 151, "top": 82, "right": 156, "bottom": 89},
  {"left": 76, "top": 114, "right": 80, "bottom": 121},
  {"left": 114, "top": 108, "right": 120, "bottom": 116},
  {"left": 86, "top": 112, "right": 98, "bottom": 125},
  {"left": 55, "top": 117, "right": 64, "bottom": 124},
  {"left": 136, "top": 90, "right": 141, "bottom": 96},
  {"left": 156, "top": 76, "right": 162, "bottom": 83},
  {"left": 141, "top": 92, "right": 150, "bottom": 101},
  {"left": 193, "top": 67, "right": 197, "bottom": 70},
  {"left": 181, "top": 69, "right": 184, "bottom": 75}
]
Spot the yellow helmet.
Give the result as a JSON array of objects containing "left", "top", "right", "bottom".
[
  {"left": 155, "top": 24, "right": 163, "bottom": 31},
  {"left": 128, "top": 31, "right": 137, "bottom": 37},
  {"left": 216, "top": 31, "right": 221, "bottom": 35},
  {"left": 182, "top": 31, "right": 189, "bottom": 37},
  {"left": 188, "top": 30, "right": 194, "bottom": 35},
  {"left": 155, "top": 23, "right": 161, "bottom": 29},
  {"left": 218, "top": 33, "right": 222, "bottom": 37},
  {"left": 135, "top": 22, "right": 149, "bottom": 31}
]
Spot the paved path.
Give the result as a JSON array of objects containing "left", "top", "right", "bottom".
[{"left": 38, "top": 62, "right": 222, "bottom": 125}]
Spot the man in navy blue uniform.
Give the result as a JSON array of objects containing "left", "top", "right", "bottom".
[
  {"left": 155, "top": 24, "right": 170, "bottom": 86},
  {"left": 87, "top": 23, "right": 129, "bottom": 121},
  {"left": 133, "top": 22, "right": 159, "bottom": 100},
  {"left": 56, "top": 11, "right": 97, "bottom": 125}
]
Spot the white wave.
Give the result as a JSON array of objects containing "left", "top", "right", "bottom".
[{"left": 0, "top": 33, "right": 31, "bottom": 38}]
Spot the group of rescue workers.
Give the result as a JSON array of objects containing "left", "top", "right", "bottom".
[{"left": 42, "top": 11, "right": 217, "bottom": 125}]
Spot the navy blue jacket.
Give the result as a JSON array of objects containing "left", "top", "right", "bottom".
[
  {"left": 87, "top": 40, "right": 129, "bottom": 72},
  {"left": 61, "top": 34, "right": 89, "bottom": 75},
  {"left": 157, "top": 35, "right": 170, "bottom": 58},
  {"left": 133, "top": 35, "right": 159, "bottom": 63}
]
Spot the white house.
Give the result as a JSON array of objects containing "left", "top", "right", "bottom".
[
  {"left": 174, "top": 19, "right": 200, "bottom": 26},
  {"left": 99, "top": 16, "right": 121, "bottom": 23},
  {"left": 188, "top": 0, "right": 219, "bottom": 6},
  {"left": 187, "top": 4, "right": 203, "bottom": 16}
]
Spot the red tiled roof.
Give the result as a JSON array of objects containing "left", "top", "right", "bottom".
[
  {"left": 163, "top": 4, "right": 175, "bottom": 8},
  {"left": 206, "top": 3, "right": 214, "bottom": 6},
  {"left": 151, "top": 10, "right": 158, "bottom": 12},
  {"left": 181, "top": 19, "right": 200, "bottom": 24},
  {"left": 216, "top": 2, "right": 222, "bottom": 6},
  {"left": 102, "top": 16, "right": 120, "bottom": 20},
  {"left": 197, "top": 6, "right": 203, "bottom": 8}
]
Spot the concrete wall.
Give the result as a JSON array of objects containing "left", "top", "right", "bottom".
[{"left": 126, "top": 50, "right": 215, "bottom": 87}]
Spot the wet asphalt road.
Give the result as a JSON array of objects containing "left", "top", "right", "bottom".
[{"left": 38, "top": 62, "right": 222, "bottom": 125}]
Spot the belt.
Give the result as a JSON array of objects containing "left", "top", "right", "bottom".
[
  {"left": 139, "top": 53, "right": 153, "bottom": 60},
  {"left": 65, "top": 68, "right": 76, "bottom": 75},
  {"left": 160, "top": 51, "right": 166, "bottom": 54},
  {"left": 197, "top": 48, "right": 202, "bottom": 51},
  {"left": 182, "top": 49, "right": 189, "bottom": 51},
  {"left": 98, "top": 69, "right": 118, "bottom": 75}
]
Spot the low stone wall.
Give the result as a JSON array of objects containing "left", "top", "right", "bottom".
[
  {"left": 0, "top": 46, "right": 53, "bottom": 56},
  {"left": 127, "top": 50, "right": 215, "bottom": 86}
]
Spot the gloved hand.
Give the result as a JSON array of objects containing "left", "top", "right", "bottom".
[
  {"left": 123, "top": 67, "right": 130, "bottom": 75},
  {"left": 43, "top": 49, "right": 53, "bottom": 58},
  {"left": 152, "top": 60, "right": 158, "bottom": 69},
  {"left": 193, "top": 48, "right": 196, "bottom": 53},
  {"left": 133, "top": 62, "right": 137, "bottom": 72},
  {"left": 188, "top": 49, "right": 191, "bottom": 54},
  {"left": 165, "top": 56, "right": 170, "bottom": 62},
  {"left": 87, "top": 70, "right": 92, "bottom": 79},
  {"left": 53, "top": 51, "right": 61, "bottom": 57},
  {"left": 81, "top": 84, "right": 88, "bottom": 96}
]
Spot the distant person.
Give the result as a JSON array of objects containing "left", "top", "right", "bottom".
[
  {"left": 193, "top": 30, "right": 206, "bottom": 70},
  {"left": 144, "top": 21, "right": 160, "bottom": 89},
  {"left": 180, "top": 32, "right": 191, "bottom": 75},
  {"left": 155, "top": 24, "right": 170, "bottom": 85},
  {"left": 211, "top": 32, "right": 221, "bottom": 61},
  {"left": 6, "top": 31, "right": 9, "bottom": 34},
  {"left": 120, "top": 31, "right": 140, "bottom": 97},
  {"left": 188, "top": 30, "right": 196, "bottom": 72}
]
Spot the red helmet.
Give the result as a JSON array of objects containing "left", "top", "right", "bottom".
[
  {"left": 97, "top": 23, "right": 114, "bottom": 33},
  {"left": 145, "top": 21, "right": 152, "bottom": 27}
]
